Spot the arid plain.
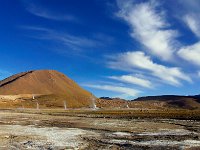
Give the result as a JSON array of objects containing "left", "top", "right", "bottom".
[{"left": 0, "top": 109, "right": 200, "bottom": 150}]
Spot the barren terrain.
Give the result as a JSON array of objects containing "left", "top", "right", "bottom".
[{"left": 0, "top": 109, "right": 199, "bottom": 150}]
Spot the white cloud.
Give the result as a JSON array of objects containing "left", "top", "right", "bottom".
[
  {"left": 177, "top": 0, "right": 200, "bottom": 38},
  {"left": 23, "top": 1, "right": 77, "bottom": 22},
  {"left": 178, "top": 42, "right": 200, "bottom": 66},
  {"left": 116, "top": 0, "right": 178, "bottom": 61},
  {"left": 108, "top": 75, "right": 153, "bottom": 88},
  {"left": 108, "top": 51, "right": 191, "bottom": 86},
  {"left": 84, "top": 84, "right": 141, "bottom": 97},
  {"left": 183, "top": 14, "right": 200, "bottom": 38},
  {"left": 22, "top": 26, "right": 102, "bottom": 51},
  {"left": 177, "top": 1, "right": 200, "bottom": 67}
]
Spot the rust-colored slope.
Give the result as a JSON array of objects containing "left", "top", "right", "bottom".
[
  {"left": 0, "top": 70, "right": 93, "bottom": 108},
  {"left": 0, "top": 70, "right": 87, "bottom": 95}
]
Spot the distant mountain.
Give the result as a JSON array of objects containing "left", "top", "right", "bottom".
[
  {"left": 132, "top": 95, "right": 200, "bottom": 109},
  {"left": 0, "top": 70, "right": 93, "bottom": 108},
  {"left": 99, "top": 97, "right": 113, "bottom": 100},
  {"left": 194, "top": 95, "right": 200, "bottom": 101},
  {"left": 99, "top": 97, "right": 125, "bottom": 101},
  {"left": 97, "top": 95, "right": 200, "bottom": 109},
  {"left": 97, "top": 97, "right": 128, "bottom": 108}
]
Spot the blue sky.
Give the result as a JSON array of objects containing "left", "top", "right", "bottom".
[{"left": 1, "top": 0, "right": 200, "bottom": 99}]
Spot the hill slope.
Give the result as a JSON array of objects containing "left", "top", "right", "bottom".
[
  {"left": 0, "top": 70, "right": 93, "bottom": 108},
  {"left": 96, "top": 95, "right": 200, "bottom": 109},
  {"left": 132, "top": 95, "right": 200, "bottom": 109}
]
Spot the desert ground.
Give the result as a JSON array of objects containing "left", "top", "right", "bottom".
[{"left": 0, "top": 109, "right": 199, "bottom": 150}]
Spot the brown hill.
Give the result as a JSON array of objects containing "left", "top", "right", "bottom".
[
  {"left": 132, "top": 95, "right": 200, "bottom": 109},
  {"left": 97, "top": 97, "right": 128, "bottom": 108},
  {"left": 0, "top": 70, "right": 94, "bottom": 108},
  {"left": 96, "top": 95, "right": 200, "bottom": 110}
]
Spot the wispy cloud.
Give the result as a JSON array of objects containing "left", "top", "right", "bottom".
[
  {"left": 0, "top": 70, "right": 12, "bottom": 80},
  {"left": 108, "top": 75, "right": 153, "bottom": 88},
  {"left": 183, "top": 14, "right": 200, "bottom": 38},
  {"left": 177, "top": 0, "right": 200, "bottom": 14},
  {"left": 197, "top": 71, "right": 200, "bottom": 77},
  {"left": 108, "top": 51, "right": 191, "bottom": 86},
  {"left": 178, "top": 42, "right": 200, "bottom": 66},
  {"left": 22, "top": 26, "right": 102, "bottom": 51},
  {"left": 116, "top": 0, "right": 178, "bottom": 61},
  {"left": 22, "top": 1, "right": 77, "bottom": 22},
  {"left": 175, "top": 0, "right": 200, "bottom": 39},
  {"left": 84, "top": 84, "right": 141, "bottom": 97},
  {"left": 198, "top": 71, "right": 200, "bottom": 77},
  {"left": 176, "top": 0, "right": 200, "bottom": 68}
]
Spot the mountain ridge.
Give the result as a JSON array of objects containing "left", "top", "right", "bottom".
[{"left": 132, "top": 95, "right": 200, "bottom": 109}]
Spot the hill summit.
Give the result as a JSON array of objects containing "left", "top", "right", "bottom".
[{"left": 0, "top": 70, "right": 93, "bottom": 108}]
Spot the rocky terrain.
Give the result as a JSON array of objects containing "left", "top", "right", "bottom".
[{"left": 0, "top": 110, "right": 199, "bottom": 150}]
